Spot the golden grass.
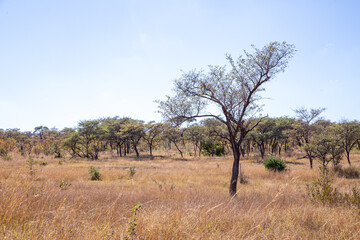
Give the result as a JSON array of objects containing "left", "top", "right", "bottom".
[{"left": 1, "top": 152, "right": 360, "bottom": 239}]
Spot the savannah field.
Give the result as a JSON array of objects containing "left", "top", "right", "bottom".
[{"left": 1, "top": 150, "right": 360, "bottom": 240}]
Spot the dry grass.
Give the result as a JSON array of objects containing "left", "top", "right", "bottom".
[{"left": 1, "top": 152, "right": 360, "bottom": 239}]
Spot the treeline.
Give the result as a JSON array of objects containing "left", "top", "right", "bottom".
[{"left": 1, "top": 113, "right": 360, "bottom": 168}]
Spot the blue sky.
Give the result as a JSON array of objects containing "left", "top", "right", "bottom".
[{"left": 1, "top": 0, "right": 359, "bottom": 131}]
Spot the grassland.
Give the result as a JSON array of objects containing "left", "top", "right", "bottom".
[{"left": 1, "top": 151, "right": 360, "bottom": 239}]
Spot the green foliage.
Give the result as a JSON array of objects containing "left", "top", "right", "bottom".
[
  {"left": 129, "top": 166, "right": 136, "bottom": 179},
  {"left": 1, "top": 153, "right": 11, "bottom": 161},
  {"left": 263, "top": 157, "right": 286, "bottom": 172},
  {"left": 308, "top": 166, "right": 360, "bottom": 211},
  {"left": 39, "top": 161, "right": 48, "bottom": 166},
  {"left": 88, "top": 166, "right": 101, "bottom": 181},
  {"left": 59, "top": 180, "right": 71, "bottom": 190},
  {"left": 344, "top": 186, "right": 360, "bottom": 211},
  {"left": 336, "top": 166, "right": 360, "bottom": 179},
  {"left": 200, "top": 139, "right": 224, "bottom": 156},
  {"left": 307, "top": 166, "right": 341, "bottom": 205},
  {"left": 124, "top": 202, "right": 142, "bottom": 240}
]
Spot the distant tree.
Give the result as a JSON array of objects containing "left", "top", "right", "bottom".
[
  {"left": 201, "top": 118, "right": 229, "bottom": 157},
  {"left": 63, "top": 120, "right": 105, "bottom": 160},
  {"left": 310, "top": 123, "right": 343, "bottom": 167},
  {"left": 293, "top": 107, "right": 326, "bottom": 169},
  {"left": 184, "top": 124, "right": 205, "bottom": 157},
  {"left": 120, "top": 120, "right": 145, "bottom": 158},
  {"left": 158, "top": 42, "right": 296, "bottom": 195},
  {"left": 101, "top": 117, "right": 128, "bottom": 157},
  {"left": 338, "top": 120, "right": 360, "bottom": 165},
  {"left": 163, "top": 126, "right": 185, "bottom": 158},
  {"left": 33, "top": 126, "right": 49, "bottom": 140},
  {"left": 271, "top": 117, "right": 295, "bottom": 155},
  {"left": 249, "top": 118, "right": 276, "bottom": 159},
  {"left": 143, "top": 121, "right": 164, "bottom": 157}
]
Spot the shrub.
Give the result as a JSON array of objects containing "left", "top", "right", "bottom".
[
  {"left": 308, "top": 165, "right": 360, "bottom": 209},
  {"left": 124, "top": 202, "right": 142, "bottom": 240},
  {"left": 1, "top": 153, "right": 11, "bottom": 161},
  {"left": 336, "top": 166, "right": 360, "bottom": 179},
  {"left": 59, "top": 180, "right": 71, "bottom": 190},
  {"left": 200, "top": 139, "right": 225, "bottom": 156},
  {"left": 307, "top": 165, "right": 341, "bottom": 205},
  {"left": 39, "top": 161, "right": 48, "bottom": 166},
  {"left": 89, "top": 166, "right": 101, "bottom": 181},
  {"left": 129, "top": 166, "right": 136, "bottom": 179},
  {"left": 264, "top": 157, "right": 286, "bottom": 172}
]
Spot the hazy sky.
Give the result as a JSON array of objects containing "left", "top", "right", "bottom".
[{"left": 1, "top": 0, "right": 359, "bottom": 131}]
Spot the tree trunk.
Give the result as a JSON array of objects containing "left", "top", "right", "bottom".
[
  {"left": 133, "top": 144, "right": 139, "bottom": 158},
  {"left": 259, "top": 142, "right": 265, "bottom": 159},
  {"left": 149, "top": 144, "right": 153, "bottom": 157},
  {"left": 278, "top": 145, "right": 282, "bottom": 155},
  {"left": 346, "top": 150, "right": 351, "bottom": 166},
  {"left": 173, "top": 141, "right": 183, "bottom": 158},
  {"left": 229, "top": 145, "right": 240, "bottom": 196}
]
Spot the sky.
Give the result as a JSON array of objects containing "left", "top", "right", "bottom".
[{"left": 1, "top": 0, "right": 360, "bottom": 131}]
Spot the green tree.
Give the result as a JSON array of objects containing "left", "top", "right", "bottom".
[
  {"left": 339, "top": 120, "right": 360, "bottom": 165},
  {"left": 184, "top": 124, "right": 205, "bottom": 157},
  {"left": 120, "top": 119, "right": 145, "bottom": 158},
  {"left": 293, "top": 107, "right": 326, "bottom": 169},
  {"left": 249, "top": 118, "right": 276, "bottom": 159},
  {"left": 163, "top": 126, "right": 185, "bottom": 158},
  {"left": 143, "top": 121, "right": 164, "bottom": 157}
]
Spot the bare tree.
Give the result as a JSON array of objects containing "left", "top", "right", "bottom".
[{"left": 158, "top": 42, "right": 295, "bottom": 196}]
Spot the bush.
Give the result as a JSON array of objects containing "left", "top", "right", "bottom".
[
  {"left": 200, "top": 139, "right": 225, "bottom": 156},
  {"left": 336, "top": 166, "right": 360, "bottom": 179},
  {"left": 307, "top": 165, "right": 341, "bottom": 205},
  {"left": 129, "top": 166, "right": 136, "bottom": 179},
  {"left": 264, "top": 157, "right": 286, "bottom": 172},
  {"left": 89, "top": 166, "right": 101, "bottom": 181}
]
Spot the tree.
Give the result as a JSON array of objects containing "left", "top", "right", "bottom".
[
  {"left": 143, "top": 121, "right": 164, "bottom": 157},
  {"left": 249, "top": 118, "right": 276, "bottom": 159},
  {"left": 338, "top": 120, "right": 360, "bottom": 165},
  {"left": 120, "top": 119, "right": 145, "bottom": 158},
  {"left": 310, "top": 123, "right": 343, "bottom": 168},
  {"left": 184, "top": 124, "right": 205, "bottom": 157},
  {"left": 101, "top": 117, "right": 129, "bottom": 157},
  {"left": 271, "top": 117, "right": 294, "bottom": 155},
  {"left": 63, "top": 120, "right": 105, "bottom": 160},
  {"left": 293, "top": 107, "right": 326, "bottom": 169},
  {"left": 163, "top": 126, "right": 185, "bottom": 158},
  {"left": 158, "top": 42, "right": 295, "bottom": 195}
]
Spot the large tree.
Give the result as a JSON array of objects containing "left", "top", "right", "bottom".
[{"left": 158, "top": 42, "right": 295, "bottom": 195}]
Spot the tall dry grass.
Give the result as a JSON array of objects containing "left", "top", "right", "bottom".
[{"left": 1, "top": 152, "right": 360, "bottom": 239}]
